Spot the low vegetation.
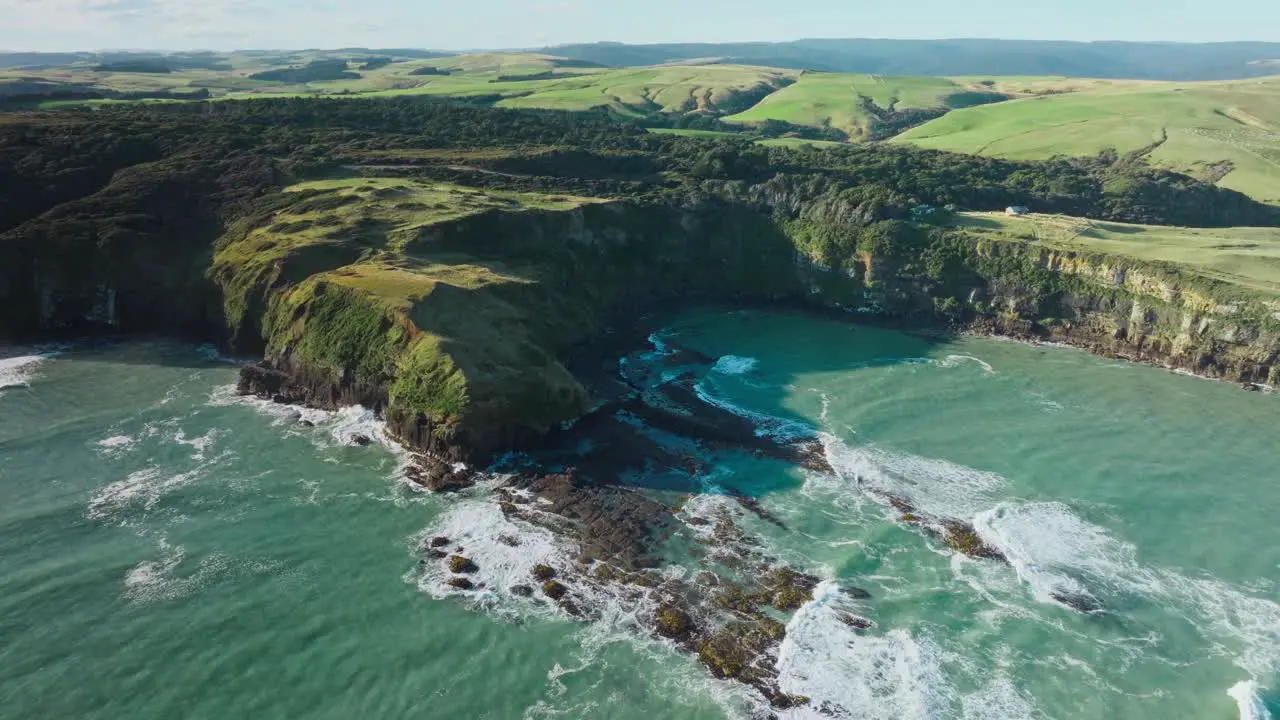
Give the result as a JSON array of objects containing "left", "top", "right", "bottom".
[{"left": 3, "top": 96, "right": 1279, "bottom": 457}]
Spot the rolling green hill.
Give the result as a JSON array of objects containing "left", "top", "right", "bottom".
[
  {"left": 892, "top": 76, "right": 1280, "bottom": 204},
  {"left": 721, "top": 72, "right": 1004, "bottom": 139},
  {"left": 5, "top": 49, "right": 1280, "bottom": 203}
]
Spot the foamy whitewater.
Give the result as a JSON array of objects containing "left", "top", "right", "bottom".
[
  {"left": 0, "top": 352, "right": 55, "bottom": 392},
  {"left": 1, "top": 314, "right": 1278, "bottom": 719}
]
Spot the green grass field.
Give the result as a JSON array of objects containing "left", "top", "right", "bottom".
[
  {"left": 895, "top": 77, "right": 1280, "bottom": 204},
  {"left": 721, "top": 73, "right": 972, "bottom": 137},
  {"left": 955, "top": 211, "right": 1280, "bottom": 297},
  {"left": 7, "top": 51, "right": 1280, "bottom": 203}
]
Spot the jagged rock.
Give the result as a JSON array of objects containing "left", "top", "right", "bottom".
[
  {"left": 448, "top": 556, "right": 478, "bottom": 574},
  {"left": 542, "top": 580, "right": 568, "bottom": 600},
  {"left": 429, "top": 536, "right": 451, "bottom": 548},
  {"left": 940, "top": 520, "right": 1006, "bottom": 562},
  {"left": 406, "top": 458, "right": 475, "bottom": 493},
  {"left": 759, "top": 566, "right": 819, "bottom": 611},
  {"left": 447, "top": 577, "right": 474, "bottom": 591},
  {"left": 654, "top": 603, "right": 695, "bottom": 641}
]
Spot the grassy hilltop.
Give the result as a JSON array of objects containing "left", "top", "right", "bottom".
[
  {"left": 5, "top": 49, "right": 1279, "bottom": 204},
  {"left": 894, "top": 76, "right": 1280, "bottom": 204}
]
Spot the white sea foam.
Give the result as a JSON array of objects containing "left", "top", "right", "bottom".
[
  {"left": 712, "top": 355, "right": 759, "bottom": 376},
  {"left": 958, "top": 675, "right": 1041, "bottom": 720},
  {"left": 0, "top": 353, "right": 53, "bottom": 392},
  {"left": 1229, "top": 681, "right": 1273, "bottom": 720},
  {"left": 95, "top": 434, "right": 139, "bottom": 454},
  {"left": 692, "top": 380, "right": 815, "bottom": 442},
  {"left": 123, "top": 537, "right": 229, "bottom": 604},
  {"left": 172, "top": 429, "right": 221, "bottom": 461},
  {"left": 88, "top": 466, "right": 202, "bottom": 520},
  {"left": 777, "top": 581, "right": 952, "bottom": 719},
  {"left": 414, "top": 496, "right": 571, "bottom": 614},
  {"left": 820, "top": 434, "right": 1007, "bottom": 519},
  {"left": 936, "top": 354, "right": 996, "bottom": 374},
  {"left": 972, "top": 502, "right": 1100, "bottom": 611},
  {"left": 971, "top": 501, "right": 1280, "bottom": 679}
]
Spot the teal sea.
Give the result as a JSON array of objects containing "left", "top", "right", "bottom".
[{"left": 1, "top": 309, "right": 1277, "bottom": 719}]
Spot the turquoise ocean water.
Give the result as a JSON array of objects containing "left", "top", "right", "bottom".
[{"left": 1, "top": 309, "right": 1276, "bottom": 719}]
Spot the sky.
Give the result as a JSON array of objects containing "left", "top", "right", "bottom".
[{"left": 3, "top": 0, "right": 1279, "bottom": 52}]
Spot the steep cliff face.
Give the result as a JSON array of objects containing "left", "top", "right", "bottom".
[
  {"left": 798, "top": 233, "right": 1280, "bottom": 386},
  {"left": 227, "top": 194, "right": 803, "bottom": 463}
]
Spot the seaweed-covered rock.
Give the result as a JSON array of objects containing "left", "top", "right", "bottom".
[
  {"left": 940, "top": 520, "right": 1006, "bottom": 561},
  {"left": 654, "top": 604, "right": 695, "bottom": 641},
  {"left": 531, "top": 564, "right": 556, "bottom": 581},
  {"left": 542, "top": 580, "right": 568, "bottom": 600},
  {"left": 758, "top": 566, "right": 819, "bottom": 611},
  {"left": 449, "top": 555, "right": 479, "bottom": 574},
  {"left": 447, "top": 577, "right": 475, "bottom": 591}
]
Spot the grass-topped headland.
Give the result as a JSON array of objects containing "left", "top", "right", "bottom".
[{"left": 4, "top": 97, "right": 1280, "bottom": 459}]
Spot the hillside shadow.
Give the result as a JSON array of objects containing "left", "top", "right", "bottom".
[{"left": 519, "top": 304, "right": 944, "bottom": 502}]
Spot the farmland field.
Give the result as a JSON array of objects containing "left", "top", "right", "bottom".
[
  {"left": 6, "top": 49, "right": 1280, "bottom": 203},
  {"left": 721, "top": 72, "right": 971, "bottom": 137},
  {"left": 954, "top": 211, "right": 1280, "bottom": 296},
  {"left": 895, "top": 77, "right": 1280, "bottom": 204}
]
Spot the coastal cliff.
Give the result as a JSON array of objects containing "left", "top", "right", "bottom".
[
  {"left": 3, "top": 99, "right": 1278, "bottom": 464},
  {"left": 225, "top": 186, "right": 1280, "bottom": 464}
]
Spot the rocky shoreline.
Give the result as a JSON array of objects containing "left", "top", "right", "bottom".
[{"left": 237, "top": 324, "right": 1126, "bottom": 712}]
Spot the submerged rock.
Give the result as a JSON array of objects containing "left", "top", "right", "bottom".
[
  {"left": 836, "top": 611, "right": 874, "bottom": 630},
  {"left": 350, "top": 434, "right": 373, "bottom": 447},
  {"left": 510, "top": 584, "right": 534, "bottom": 597},
  {"left": 1051, "top": 590, "right": 1104, "bottom": 614},
  {"left": 447, "top": 577, "right": 475, "bottom": 591}
]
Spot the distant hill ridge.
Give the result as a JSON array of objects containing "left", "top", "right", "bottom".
[
  {"left": 540, "top": 39, "right": 1280, "bottom": 81},
  {"left": 4, "top": 41, "right": 1280, "bottom": 80}
]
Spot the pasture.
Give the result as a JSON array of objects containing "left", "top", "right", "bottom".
[{"left": 955, "top": 211, "right": 1280, "bottom": 297}]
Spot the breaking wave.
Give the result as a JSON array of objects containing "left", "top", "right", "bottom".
[
  {"left": 712, "top": 355, "right": 759, "bottom": 376},
  {"left": 0, "top": 352, "right": 55, "bottom": 393},
  {"left": 777, "top": 581, "right": 952, "bottom": 719},
  {"left": 1228, "top": 681, "right": 1273, "bottom": 720}
]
